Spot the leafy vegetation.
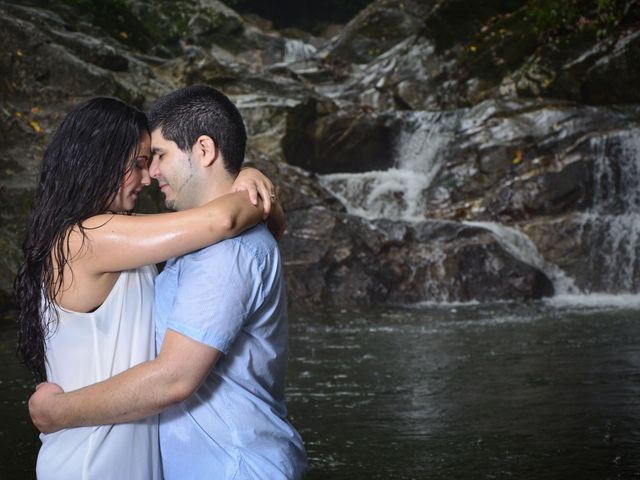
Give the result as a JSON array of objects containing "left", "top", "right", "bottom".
[
  {"left": 457, "top": 0, "right": 639, "bottom": 85},
  {"left": 527, "top": 0, "right": 639, "bottom": 38}
]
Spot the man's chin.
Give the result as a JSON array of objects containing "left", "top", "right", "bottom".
[{"left": 163, "top": 197, "right": 176, "bottom": 211}]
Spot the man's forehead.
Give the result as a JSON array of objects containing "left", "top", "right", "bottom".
[
  {"left": 150, "top": 128, "right": 167, "bottom": 141},
  {"left": 150, "top": 129, "right": 173, "bottom": 151}
]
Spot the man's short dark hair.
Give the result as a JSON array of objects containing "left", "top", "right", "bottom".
[{"left": 149, "top": 85, "right": 247, "bottom": 175}]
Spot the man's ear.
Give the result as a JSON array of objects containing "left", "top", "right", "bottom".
[{"left": 194, "top": 135, "right": 218, "bottom": 167}]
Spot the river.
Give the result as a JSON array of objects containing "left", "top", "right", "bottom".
[{"left": 1, "top": 300, "right": 639, "bottom": 479}]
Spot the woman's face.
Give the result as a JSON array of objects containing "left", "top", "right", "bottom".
[{"left": 108, "top": 132, "right": 152, "bottom": 212}]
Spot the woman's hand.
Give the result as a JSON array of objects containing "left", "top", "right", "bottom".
[{"left": 232, "top": 167, "right": 275, "bottom": 219}]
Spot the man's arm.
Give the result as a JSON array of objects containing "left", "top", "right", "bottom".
[{"left": 29, "top": 330, "right": 221, "bottom": 433}]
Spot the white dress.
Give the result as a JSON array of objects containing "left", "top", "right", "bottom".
[{"left": 36, "top": 265, "right": 162, "bottom": 480}]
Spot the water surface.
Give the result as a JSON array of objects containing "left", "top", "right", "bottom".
[
  {"left": 287, "top": 302, "right": 640, "bottom": 479},
  {"left": 1, "top": 303, "right": 639, "bottom": 479}
]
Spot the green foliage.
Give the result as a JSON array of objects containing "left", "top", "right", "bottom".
[
  {"left": 596, "top": 0, "right": 637, "bottom": 34},
  {"left": 527, "top": 0, "right": 582, "bottom": 32},
  {"left": 456, "top": 0, "right": 639, "bottom": 89},
  {"left": 526, "top": 0, "right": 638, "bottom": 38}
]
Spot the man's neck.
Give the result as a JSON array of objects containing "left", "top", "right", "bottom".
[{"left": 193, "top": 177, "right": 235, "bottom": 207}]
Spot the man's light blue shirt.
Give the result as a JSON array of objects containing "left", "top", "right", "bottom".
[{"left": 154, "top": 224, "right": 307, "bottom": 480}]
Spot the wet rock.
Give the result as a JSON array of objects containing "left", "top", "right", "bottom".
[
  {"left": 566, "top": 29, "right": 640, "bottom": 105},
  {"left": 324, "top": 0, "right": 427, "bottom": 65},
  {"left": 283, "top": 106, "right": 399, "bottom": 173},
  {"left": 330, "top": 36, "right": 458, "bottom": 111},
  {"left": 498, "top": 28, "right": 640, "bottom": 106},
  {"left": 115, "top": 0, "right": 246, "bottom": 55},
  {"left": 426, "top": 100, "right": 640, "bottom": 221},
  {"left": 521, "top": 211, "right": 640, "bottom": 294},
  {"left": 248, "top": 145, "right": 555, "bottom": 304},
  {"left": 0, "top": 187, "right": 32, "bottom": 307},
  {"left": 281, "top": 213, "right": 554, "bottom": 305},
  {"left": 482, "top": 158, "right": 592, "bottom": 221}
]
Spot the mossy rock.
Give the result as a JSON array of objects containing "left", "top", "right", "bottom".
[
  {"left": 445, "top": 0, "right": 640, "bottom": 104},
  {"left": 10, "top": 0, "right": 245, "bottom": 57},
  {"left": 325, "top": 0, "right": 427, "bottom": 64}
]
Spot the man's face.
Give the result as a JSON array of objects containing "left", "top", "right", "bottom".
[{"left": 150, "top": 129, "right": 197, "bottom": 211}]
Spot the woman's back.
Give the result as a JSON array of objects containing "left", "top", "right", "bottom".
[{"left": 36, "top": 265, "right": 161, "bottom": 480}]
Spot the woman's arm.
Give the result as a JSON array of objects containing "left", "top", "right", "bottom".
[
  {"left": 233, "top": 167, "right": 286, "bottom": 239},
  {"left": 266, "top": 202, "right": 286, "bottom": 240},
  {"left": 73, "top": 191, "right": 262, "bottom": 274}
]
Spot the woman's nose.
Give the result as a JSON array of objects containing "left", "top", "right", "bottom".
[{"left": 141, "top": 167, "right": 151, "bottom": 186}]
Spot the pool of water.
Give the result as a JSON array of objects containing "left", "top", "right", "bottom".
[
  {"left": 1, "top": 302, "right": 640, "bottom": 479},
  {"left": 286, "top": 302, "right": 640, "bottom": 479}
]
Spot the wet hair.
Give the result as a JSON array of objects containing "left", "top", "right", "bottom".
[
  {"left": 149, "top": 85, "right": 247, "bottom": 175},
  {"left": 15, "top": 97, "right": 149, "bottom": 381}
]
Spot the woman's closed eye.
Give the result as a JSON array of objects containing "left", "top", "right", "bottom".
[{"left": 135, "top": 157, "right": 149, "bottom": 169}]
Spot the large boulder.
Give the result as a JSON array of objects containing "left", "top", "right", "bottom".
[
  {"left": 323, "top": 0, "right": 428, "bottom": 65},
  {"left": 282, "top": 106, "right": 399, "bottom": 173},
  {"left": 280, "top": 211, "right": 555, "bottom": 304}
]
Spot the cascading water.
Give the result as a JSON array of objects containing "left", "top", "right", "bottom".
[
  {"left": 463, "top": 221, "right": 580, "bottom": 296},
  {"left": 319, "top": 110, "right": 461, "bottom": 221},
  {"left": 577, "top": 130, "right": 640, "bottom": 293},
  {"left": 283, "top": 39, "right": 317, "bottom": 63},
  {"left": 319, "top": 106, "right": 640, "bottom": 300}
]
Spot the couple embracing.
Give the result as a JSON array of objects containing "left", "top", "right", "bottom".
[{"left": 16, "top": 85, "right": 307, "bottom": 479}]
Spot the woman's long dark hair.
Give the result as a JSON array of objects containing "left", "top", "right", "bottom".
[{"left": 15, "top": 97, "right": 149, "bottom": 381}]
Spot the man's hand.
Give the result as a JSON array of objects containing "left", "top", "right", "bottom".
[
  {"left": 233, "top": 167, "right": 275, "bottom": 219},
  {"left": 29, "top": 382, "right": 65, "bottom": 434}
]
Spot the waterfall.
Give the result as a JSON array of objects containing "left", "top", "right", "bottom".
[
  {"left": 319, "top": 110, "right": 461, "bottom": 221},
  {"left": 283, "top": 39, "right": 317, "bottom": 63},
  {"left": 467, "top": 131, "right": 640, "bottom": 296},
  {"left": 464, "top": 221, "right": 580, "bottom": 295},
  {"left": 579, "top": 131, "right": 640, "bottom": 293},
  {"left": 318, "top": 103, "right": 640, "bottom": 300},
  {"left": 591, "top": 131, "right": 640, "bottom": 213}
]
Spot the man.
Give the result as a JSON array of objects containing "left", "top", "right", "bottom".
[{"left": 29, "top": 85, "right": 307, "bottom": 479}]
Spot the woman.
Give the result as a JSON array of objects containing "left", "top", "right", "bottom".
[{"left": 15, "top": 97, "right": 276, "bottom": 479}]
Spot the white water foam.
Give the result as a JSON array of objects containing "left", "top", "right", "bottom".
[
  {"left": 545, "top": 293, "right": 640, "bottom": 309},
  {"left": 283, "top": 39, "right": 317, "bottom": 63},
  {"left": 320, "top": 168, "right": 433, "bottom": 221},
  {"left": 320, "top": 110, "right": 460, "bottom": 221}
]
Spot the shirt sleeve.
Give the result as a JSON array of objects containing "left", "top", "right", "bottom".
[{"left": 166, "top": 240, "right": 263, "bottom": 354}]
